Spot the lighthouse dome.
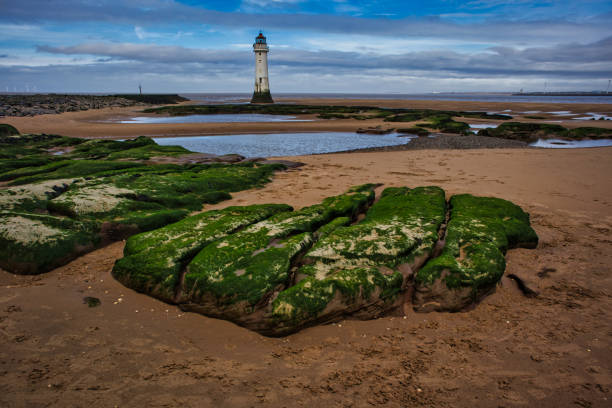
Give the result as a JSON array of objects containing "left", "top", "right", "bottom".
[{"left": 255, "top": 32, "right": 267, "bottom": 44}]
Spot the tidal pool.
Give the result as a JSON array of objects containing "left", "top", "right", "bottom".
[
  {"left": 469, "top": 123, "right": 499, "bottom": 133},
  {"left": 153, "top": 132, "right": 409, "bottom": 157},
  {"left": 470, "top": 123, "right": 499, "bottom": 129},
  {"left": 530, "top": 138, "right": 612, "bottom": 148},
  {"left": 119, "top": 114, "right": 311, "bottom": 124}
]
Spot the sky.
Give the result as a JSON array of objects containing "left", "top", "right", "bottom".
[{"left": 0, "top": 0, "right": 611, "bottom": 93}]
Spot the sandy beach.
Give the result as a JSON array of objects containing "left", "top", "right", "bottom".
[{"left": 1, "top": 99, "right": 612, "bottom": 407}]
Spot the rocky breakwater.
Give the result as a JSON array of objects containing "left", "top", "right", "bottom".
[
  {"left": 112, "top": 185, "right": 538, "bottom": 336},
  {"left": 0, "top": 94, "right": 187, "bottom": 117}
]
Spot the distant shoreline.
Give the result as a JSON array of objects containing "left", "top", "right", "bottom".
[{"left": 512, "top": 92, "right": 611, "bottom": 97}]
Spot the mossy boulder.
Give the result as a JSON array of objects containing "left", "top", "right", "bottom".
[
  {"left": 413, "top": 194, "right": 538, "bottom": 312},
  {"left": 179, "top": 186, "right": 376, "bottom": 323},
  {"left": 113, "top": 204, "right": 291, "bottom": 303},
  {"left": 0, "top": 212, "right": 99, "bottom": 274},
  {"left": 268, "top": 186, "right": 446, "bottom": 335},
  {"left": 0, "top": 124, "right": 19, "bottom": 136}
]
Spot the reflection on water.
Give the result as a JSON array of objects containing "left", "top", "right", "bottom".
[
  {"left": 153, "top": 132, "right": 409, "bottom": 157},
  {"left": 530, "top": 138, "right": 612, "bottom": 148},
  {"left": 119, "top": 114, "right": 312, "bottom": 124}
]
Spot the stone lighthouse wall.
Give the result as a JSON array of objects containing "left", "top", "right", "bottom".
[{"left": 254, "top": 50, "right": 270, "bottom": 93}]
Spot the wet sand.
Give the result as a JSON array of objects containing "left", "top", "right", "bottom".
[
  {"left": 2, "top": 144, "right": 612, "bottom": 407},
  {"left": 2, "top": 98, "right": 612, "bottom": 406},
  {"left": 2, "top": 98, "right": 611, "bottom": 138}
]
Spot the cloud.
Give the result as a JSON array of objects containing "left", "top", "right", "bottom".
[
  {"left": 2, "top": 0, "right": 610, "bottom": 44},
  {"left": 241, "top": 0, "right": 304, "bottom": 6},
  {"left": 0, "top": 60, "right": 605, "bottom": 94},
  {"left": 35, "top": 37, "right": 612, "bottom": 79},
  {"left": 36, "top": 43, "right": 248, "bottom": 65},
  {"left": 3, "top": 1, "right": 611, "bottom": 93}
]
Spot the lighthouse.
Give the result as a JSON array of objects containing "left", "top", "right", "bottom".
[{"left": 251, "top": 32, "right": 274, "bottom": 104}]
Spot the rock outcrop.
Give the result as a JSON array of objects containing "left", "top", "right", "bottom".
[
  {"left": 413, "top": 194, "right": 538, "bottom": 312},
  {"left": 111, "top": 186, "right": 538, "bottom": 336},
  {"left": 0, "top": 134, "right": 284, "bottom": 275}
]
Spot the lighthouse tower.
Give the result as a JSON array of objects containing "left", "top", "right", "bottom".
[{"left": 251, "top": 32, "right": 274, "bottom": 104}]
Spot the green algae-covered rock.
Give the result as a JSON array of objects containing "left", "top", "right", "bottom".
[
  {"left": 179, "top": 186, "right": 376, "bottom": 322},
  {"left": 0, "top": 134, "right": 287, "bottom": 275},
  {"left": 413, "top": 194, "right": 538, "bottom": 312},
  {"left": 107, "top": 184, "right": 538, "bottom": 336},
  {"left": 0, "top": 179, "right": 75, "bottom": 212},
  {"left": 48, "top": 181, "right": 136, "bottom": 217},
  {"left": 0, "top": 163, "right": 282, "bottom": 275},
  {"left": 0, "top": 124, "right": 20, "bottom": 136},
  {"left": 112, "top": 204, "right": 291, "bottom": 303},
  {"left": 0, "top": 212, "right": 99, "bottom": 274},
  {"left": 267, "top": 186, "right": 446, "bottom": 335}
]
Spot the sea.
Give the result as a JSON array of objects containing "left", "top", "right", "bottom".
[{"left": 180, "top": 93, "right": 612, "bottom": 105}]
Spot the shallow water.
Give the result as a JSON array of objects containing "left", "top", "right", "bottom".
[
  {"left": 153, "top": 132, "right": 410, "bottom": 157},
  {"left": 548, "top": 111, "right": 578, "bottom": 116},
  {"left": 119, "top": 114, "right": 312, "bottom": 124},
  {"left": 530, "top": 138, "right": 612, "bottom": 148},
  {"left": 572, "top": 113, "right": 612, "bottom": 121},
  {"left": 469, "top": 123, "right": 499, "bottom": 129}
]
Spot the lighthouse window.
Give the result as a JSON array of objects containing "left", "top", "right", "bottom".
[{"left": 258, "top": 60, "right": 262, "bottom": 63}]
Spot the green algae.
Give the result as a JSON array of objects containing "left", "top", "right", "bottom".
[
  {"left": 479, "top": 122, "right": 612, "bottom": 142},
  {"left": 0, "top": 124, "right": 20, "bottom": 136},
  {"left": 0, "top": 179, "right": 75, "bottom": 212},
  {"left": 180, "top": 187, "right": 376, "bottom": 315},
  {"left": 315, "top": 216, "right": 350, "bottom": 239},
  {"left": 414, "top": 194, "right": 538, "bottom": 311},
  {"left": 105, "top": 184, "right": 538, "bottom": 335},
  {"left": 113, "top": 204, "right": 291, "bottom": 303},
  {"left": 0, "top": 133, "right": 285, "bottom": 275},
  {"left": 0, "top": 212, "right": 99, "bottom": 274},
  {"left": 271, "top": 265, "right": 404, "bottom": 331},
  {"left": 68, "top": 136, "right": 191, "bottom": 161},
  {"left": 267, "top": 186, "right": 447, "bottom": 332},
  {"left": 5, "top": 160, "right": 145, "bottom": 185}
]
